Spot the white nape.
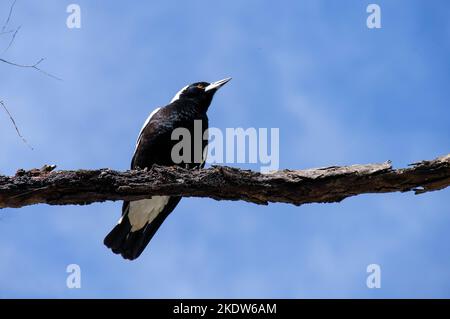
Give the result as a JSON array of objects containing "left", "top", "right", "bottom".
[
  {"left": 128, "top": 196, "right": 170, "bottom": 232},
  {"left": 170, "top": 85, "right": 188, "bottom": 103}
]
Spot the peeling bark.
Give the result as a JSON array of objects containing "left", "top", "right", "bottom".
[{"left": 0, "top": 154, "right": 449, "bottom": 209}]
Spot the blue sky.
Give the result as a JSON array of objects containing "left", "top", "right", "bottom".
[{"left": 0, "top": 0, "right": 449, "bottom": 298}]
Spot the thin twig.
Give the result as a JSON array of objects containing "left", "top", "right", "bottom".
[
  {"left": 0, "top": 57, "right": 62, "bottom": 81},
  {"left": 1, "top": 0, "right": 17, "bottom": 33},
  {"left": 2, "top": 24, "right": 20, "bottom": 54},
  {"left": 0, "top": 100, "right": 33, "bottom": 150},
  {"left": 0, "top": 0, "right": 62, "bottom": 81}
]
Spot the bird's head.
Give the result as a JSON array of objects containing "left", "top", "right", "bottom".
[{"left": 170, "top": 77, "right": 231, "bottom": 110}]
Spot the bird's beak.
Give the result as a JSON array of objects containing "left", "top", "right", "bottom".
[{"left": 205, "top": 77, "right": 232, "bottom": 92}]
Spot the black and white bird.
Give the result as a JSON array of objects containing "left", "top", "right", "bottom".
[{"left": 104, "top": 77, "right": 231, "bottom": 260}]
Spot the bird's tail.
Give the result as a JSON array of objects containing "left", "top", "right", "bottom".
[
  {"left": 104, "top": 200, "right": 178, "bottom": 260},
  {"left": 104, "top": 213, "right": 150, "bottom": 261},
  {"left": 104, "top": 216, "right": 152, "bottom": 260}
]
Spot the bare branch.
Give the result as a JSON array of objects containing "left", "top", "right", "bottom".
[
  {"left": 1, "top": 0, "right": 17, "bottom": 33},
  {"left": 0, "top": 57, "right": 62, "bottom": 81},
  {"left": 2, "top": 24, "right": 20, "bottom": 54},
  {"left": 0, "top": 100, "right": 33, "bottom": 150},
  {"left": 0, "top": 0, "right": 61, "bottom": 80},
  {"left": 0, "top": 154, "right": 449, "bottom": 209}
]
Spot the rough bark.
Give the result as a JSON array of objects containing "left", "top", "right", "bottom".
[{"left": 0, "top": 154, "right": 449, "bottom": 209}]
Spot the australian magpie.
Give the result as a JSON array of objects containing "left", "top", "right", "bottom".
[{"left": 104, "top": 77, "right": 231, "bottom": 260}]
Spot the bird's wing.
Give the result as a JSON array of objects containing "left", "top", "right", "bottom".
[
  {"left": 104, "top": 105, "right": 184, "bottom": 260},
  {"left": 123, "top": 105, "right": 170, "bottom": 220},
  {"left": 105, "top": 103, "right": 206, "bottom": 260},
  {"left": 131, "top": 107, "right": 162, "bottom": 168}
]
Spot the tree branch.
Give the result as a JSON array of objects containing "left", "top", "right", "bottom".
[{"left": 0, "top": 154, "right": 449, "bottom": 209}]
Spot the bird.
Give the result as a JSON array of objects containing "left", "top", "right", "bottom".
[{"left": 104, "top": 77, "right": 231, "bottom": 260}]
